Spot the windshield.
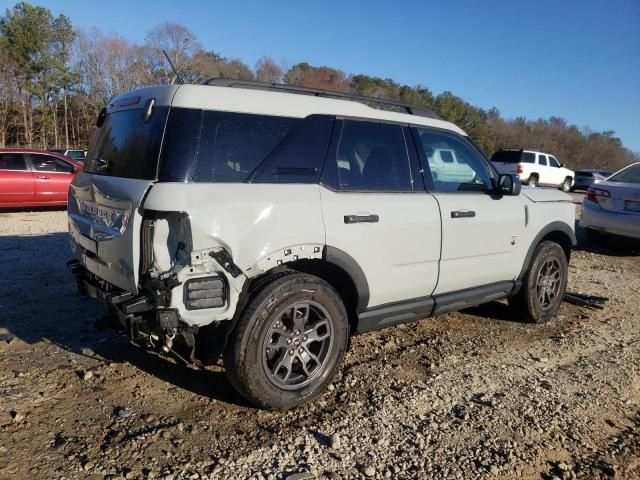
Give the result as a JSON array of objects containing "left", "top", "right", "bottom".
[
  {"left": 84, "top": 107, "right": 169, "bottom": 179},
  {"left": 608, "top": 164, "right": 640, "bottom": 184}
]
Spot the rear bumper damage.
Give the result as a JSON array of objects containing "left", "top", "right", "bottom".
[{"left": 68, "top": 260, "right": 202, "bottom": 365}]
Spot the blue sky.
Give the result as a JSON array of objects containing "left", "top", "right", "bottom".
[{"left": 6, "top": 0, "right": 639, "bottom": 152}]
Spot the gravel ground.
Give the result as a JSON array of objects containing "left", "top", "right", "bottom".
[{"left": 0, "top": 203, "right": 639, "bottom": 480}]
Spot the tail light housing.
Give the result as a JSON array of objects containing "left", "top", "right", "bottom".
[
  {"left": 585, "top": 187, "right": 610, "bottom": 204},
  {"left": 517, "top": 164, "right": 523, "bottom": 174}
]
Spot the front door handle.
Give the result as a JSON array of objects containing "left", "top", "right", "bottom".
[
  {"left": 35, "top": 175, "right": 50, "bottom": 180},
  {"left": 344, "top": 214, "right": 379, "bottom": 224},
  {"left": 451, "top": 210, "right": 475, "bottom": 218}
]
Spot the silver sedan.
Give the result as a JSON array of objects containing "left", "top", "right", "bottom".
[{"left": 580, "top": 162, "right": 640, "bottom": 240}]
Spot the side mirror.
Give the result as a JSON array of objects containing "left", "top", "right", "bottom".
[
  {"left": 72, "top": 163, "right": 82, "bottom": 173},
  {"left": 497, "top": 174, "right": 521, "bottom": 196}
]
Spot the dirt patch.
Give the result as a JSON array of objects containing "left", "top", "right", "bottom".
[{"left": 0, "top": 208, "right": 639, "bottom": 480}]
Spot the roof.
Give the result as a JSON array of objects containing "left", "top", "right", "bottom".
[{"left": 108, "top": 84, "right": 466, "bottom": 136}]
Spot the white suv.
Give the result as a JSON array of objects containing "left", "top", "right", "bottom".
[
  {"left": 68, "top": 80, "right": 576, "bottom": 409},
  {"left": 491, "top": 149, "right": 575, "bottom": 192}
]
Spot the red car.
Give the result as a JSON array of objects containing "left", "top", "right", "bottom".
[{"left": 0, "top": 148, "right": 82, "bottom": 208}]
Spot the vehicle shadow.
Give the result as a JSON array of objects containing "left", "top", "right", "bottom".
[
  {"left": 0, "top": 205, "right": 66, "bottom": 214},
  {"left": 462, "top": 300, "right": 522, "bottom": 323},
  {"left": 574, "top": 221, "right": 639, "bottom": 257},
  {"left": 0, "top": 231, "right": 248, "bottom": 407}
]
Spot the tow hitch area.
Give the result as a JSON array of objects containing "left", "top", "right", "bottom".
[{"left": 68, "top": 260, "right": 202, "bottom": 369}]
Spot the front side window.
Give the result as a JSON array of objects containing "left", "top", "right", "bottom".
[
  {"left": 549, "top": 156, "right": 560, "bottom": 167},
  {"left": 538, "top": 154, "right": 548, "bottom": 166},
  {"left": 333, "top": 120, "right": 412, "bottom": 191},
  {"left": 415, "top": 129, "right": 493, "bottom": 193},
  {"left": 29, "top": 154, "right": 73, "bottom": 173},
  {"left": 0, "top": 153, "right": 27, "bottom": 171}
]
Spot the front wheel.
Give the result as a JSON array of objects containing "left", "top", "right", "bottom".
[
  {"left": 561, "top": 177, "right": 572, "bottom": 192},
  {"left": 224, "top": 273, "right": 349, "bottom": 409},
  {"left": 509, "top": 241, "right": 568, "bottom": 323}
]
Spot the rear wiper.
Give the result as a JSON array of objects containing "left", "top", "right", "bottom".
[{"left": 93, "top": 157, "right": 109, "bottom": 169}]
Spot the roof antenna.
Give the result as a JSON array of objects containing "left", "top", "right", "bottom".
[{"left": 162, "top": 49, "right": 185, "bottom": 85}]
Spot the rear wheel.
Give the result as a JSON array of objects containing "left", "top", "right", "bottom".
[
  {"left": 224, "top": 273, "right": 349, "bottom": 409},
  {"left": 561, "top": 177, "right": 572, "bottom": 192},
  {"left": 528, "top": 175, "right": 539, "bottom": 187},
  {"left": 509, "top": 241, "right": 568, "bottom": 323}
]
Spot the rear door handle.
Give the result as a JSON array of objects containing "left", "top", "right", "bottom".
[
  {"left": 344, "top": 214, "right": 379, "bottom": 224},
  {"left": 451, "top": 210, "right": 475, "bottom": 218},
  {"left": 35, "top": 175, "right": 49, "bottom": 180}
]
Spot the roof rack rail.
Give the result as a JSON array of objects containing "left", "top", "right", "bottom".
[{"left": 201, "top": 77, "right": 440, "bottom": 119}]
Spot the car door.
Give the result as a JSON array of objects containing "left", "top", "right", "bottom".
[
  {"left": 27, "top": 153, "right": 75, "bottom": 204},
  {"left": 0, "top": 152, "right": 35, "bottom": 206},
  {"left": 320, "top": 119, "right": 441, "bottom": 309},
  {"left": 537, "top": 154, "right": 549, "bottom": 184},
  {"left": 548, "top": 156, "right": 564, "bottom": 185},
  {"left": 412, "top": 127, "right": 526, "bottom": 294}
]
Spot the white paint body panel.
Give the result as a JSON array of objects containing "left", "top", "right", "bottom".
[
  {"left": 143, "top": 183, "right": 325, "bottom": 325},
  {"left": 109, "top": 85, "right": 465, "bottom": 135},
  {"left": 432, "top": 193, "right": 527, "bottom": 293},
  {"left": 319, "top": 188, "right": 441, "bottom": 307}
]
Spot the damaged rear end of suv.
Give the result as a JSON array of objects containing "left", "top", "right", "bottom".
[
  {"left": 68, "top": 85, "right": 273, "bottom": 367},
  {"left": 69, "top": 83, "right": 334, "bottom": 408}
]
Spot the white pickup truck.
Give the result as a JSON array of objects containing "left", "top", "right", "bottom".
[{"left": 491, "top": 149, "right": 574, "bottom": 192}]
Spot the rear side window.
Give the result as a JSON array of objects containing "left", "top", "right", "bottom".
[
  {"left": 0, "top": 153, "right": 27, "bottom": 170},
  {"left": 538, "top": 154, "right": 548, "bottom": 166},
  {"left": 160, "top": 108, "right": 301, "bottom": 182},
  {"left": 523, "top": 152, "right": 535, "bottom": 163},
  {"left": 490, "top": 150, "right": 522, "bottom": 163},
  {"left": 85, "top": 107, "right": 169, "bottom": 179},
  {"left": 439, "top": 150, "right": 455, "bottom": 163},
  {"left": 331, "top": 120, "right": 412, "bottom": 191},
  {"left": 29, "top": 154, "right": 73, "bottom": 173}
]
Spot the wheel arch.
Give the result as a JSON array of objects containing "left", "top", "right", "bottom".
[{"left": 517, "top": 221, "right": 576, "bottom": 282}]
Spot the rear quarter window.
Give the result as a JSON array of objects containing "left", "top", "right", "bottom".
[{"left": 160, "top": 108, "right": 303, "bottom": 182}]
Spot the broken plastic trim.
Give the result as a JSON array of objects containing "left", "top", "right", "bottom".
[{"left": 209, "top": 249, "right": 243, "bottom": 278}]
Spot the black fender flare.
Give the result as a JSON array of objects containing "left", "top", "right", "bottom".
[
  {"left": 323, "top": 246, "right": 370, "bottom": 313},
  {"left": 517, "top": 221, "right": 577, "bottom": 281}
]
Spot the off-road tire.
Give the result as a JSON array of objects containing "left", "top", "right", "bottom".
[
  {"left": 509, "top": 241, "right": 568, "bottom": 323},
  {"left": 561, "top": 177, "right": 572, "bottom": 192},
  {"left": 224, "top": 273, "right": 349, "bottom": 409}
]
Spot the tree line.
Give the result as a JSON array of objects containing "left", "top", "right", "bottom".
[{"left": 0, "top": 2, "right": 636, "bottom": 170}]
